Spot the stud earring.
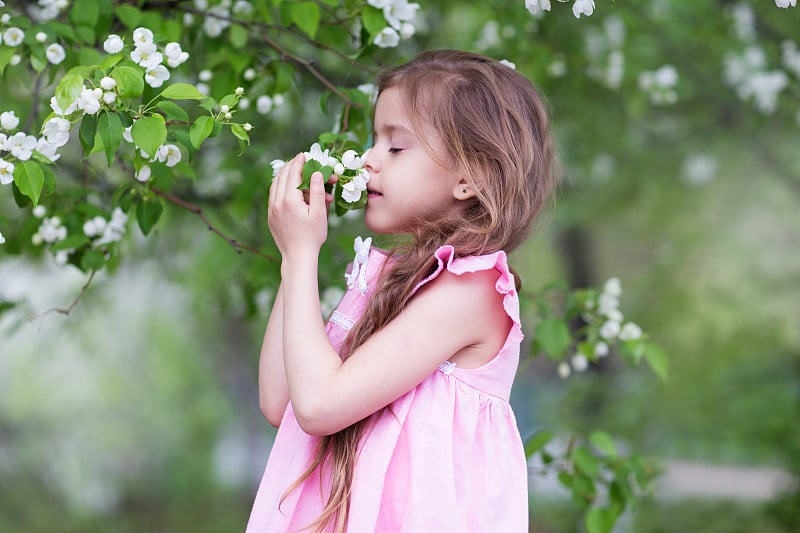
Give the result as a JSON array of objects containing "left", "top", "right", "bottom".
[{"left": 462, "top": 188, "right": 467, "bottom": 194}]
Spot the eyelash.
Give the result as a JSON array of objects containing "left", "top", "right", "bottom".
[{"left": 388, "top": 147, "right": 402, "bottom": 153}]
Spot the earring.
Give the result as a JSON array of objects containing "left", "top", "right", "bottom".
[{"left": 462, "top": 188, "right": 467, "bottom": 194}]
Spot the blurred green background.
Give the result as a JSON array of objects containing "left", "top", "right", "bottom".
[{"left": 2, "top": 1, "right": 799, "bottom": 531}]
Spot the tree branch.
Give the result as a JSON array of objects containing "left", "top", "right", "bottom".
[
  {"left": 150, "top": 186, "right": 279, "bottom": 263},
  {"left": 30, "top": 270, "right": 96, "bottom": 320}
]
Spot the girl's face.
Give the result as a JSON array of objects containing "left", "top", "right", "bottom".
[{"left": 363, "top": 87, "right": 465, "bottom": 235}]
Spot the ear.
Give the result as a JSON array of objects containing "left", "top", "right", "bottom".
[{"left": 452, "top": 178, "right": 477, "bottom": 201}]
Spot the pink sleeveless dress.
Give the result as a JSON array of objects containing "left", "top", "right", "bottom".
[{"left": 246, "top": 244, "right": 529, "bottom": 532}]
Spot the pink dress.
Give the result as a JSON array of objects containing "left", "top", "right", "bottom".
[{"left": 247, "top": 244, "right": 529, "bottom": 532}]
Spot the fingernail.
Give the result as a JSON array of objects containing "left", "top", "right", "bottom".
[{"left": 312, "top": 172, "right": 323, "bottom": 183}]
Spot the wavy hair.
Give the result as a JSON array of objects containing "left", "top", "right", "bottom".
[{"left": 283, "top": 49, "right": 557, "bottom": 532}]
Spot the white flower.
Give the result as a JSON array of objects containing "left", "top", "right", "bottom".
[
  {"left": 144, "top": 64, "right": 170, "bottom": 88},
  {"left": 572, "top": 0, "right": 595, "bottom": 18},
  {"left": 341, "top": 181, "right": 362, "bottom": 203},
  {"left": 0, "top": 231, "right": 5, "bottom": 244},
  {"left": 594, "top": 342, "right": 609, "bottom": 358},
  {"left": 0, "top": 111, "right": 20, "bottom": 131},
  {"left": 374, "top": 27, "right": 400, "bottom": 48},
  {"left": 83, "top": 216, "right": 107, "bottom": 237},
  {"left": 38, "top": 216, "right": 67, "bottom": 243},
  {"left": 368, "top": 0, "right": 392, "bottom": 8},
  {"left": 256, "top": 95, "right": 273, "bottom": 114},
  {"left": 155, "top": 144, "right": 181, "bottom": 167},
  {"left": 525, "top": 0, "right": 551, "bottom": 15},
  {"left": 603, "top": 277, "right": 622, "bottom": 297},
  {"left": 598, "top": 292, "right": 619, "bottom": 316},
  {"left": 135, "top": 165, "right": 151, "bottom": 182},
  {"left": 36, "top": 32, "right": 48, "bottom": 43},
  {"left": 242, "top": 122, "right": 252, "bottom": 131},
  {"left": 571, "top": 353, "right": 589, "bottom": 372},
  {"left": 0, "top": 13, "right": 8, "bottom": 24},
  {"left": 164, "top": 42, "right": 189, "bottom": 68},
  {"left": 599, "top": 320, "right": 621, "bottom": 340},
  {"left": 243, "top": 68, "right": 256, "bottom": 81},
  {"left": 341, "top": 150, "right": 363, "bottom": 170},
  {"left": 220, "top": 104, "right": 230, "bottom": 113},
  {"left": 305, "top": 143, "right": 330, "bottom": 165},
  {"left": 133, "top": 27, "right": 154, "bottom": 46},
  {"left": 50, "top": 95, "right": 77, "bottom": 116},
  {"left": 499, "top": 59, "right": 516, "bottom": 70},
  {"left": 122, "top": 125, "right": 133, "bottom": 144},
  {"left": 77, "top": 88, "right": 102, "bottom": 115},
  {"left": 33, "top": 205, "right": 47, "bottom": 218},
  {"left": 334, "top": 162, "right": 345, "bottom": 176},
  {"left": 273, "top": 94, "right": 285, "bottom": 106},
  {"left": 3, "top": 27, "right": 25, "bottom": 47},
  {"left": 42, "top": 117, "right": 71, "bottom": 147},
  {"left": 557, "top": 362, "right": 571, "bottom": 379},
  {"left": 100, "top": 76, "right": 117, "bottom": 90},
  {"left": 238, "top": 97, "right": 250, "bottom": 110},
  {"left": 45, "top": 43, "right": 66, "bottom": 64},
  {"left": 270, "top": 159, "right": 286, "bottom": 177},
  {"left": 102, "top": 91, "right": 117, "bottom": 104},
  {"left": 619, "top": 322, "right": 643, "bottom": 341},
  {"left": 36, "top": 137, "right": 61, "bottom": 161},
  {"left": 235, "top": 86, "right": 244, "bottom": 96},
  {"left": 0, "top": 133, "right": 6, "bottom": 151},
  {"left": 233, "top": 0, "right": 253, "bottom": 15},
  {"left": 7, "top": 133, "right": 37, "bottom": 161},
  {"left": 183, "top": 13, "right": 195, "bottom": 26},
  {"left": 198, "top": 69, "right": 213, "bottom": 82},
  {"left": 204, "top": 6, "right": 231, "bottom": 37},
  {"left": 95, "top": 207, "right": 128, "bottom": 245},
  {"left": 776, "top": 0, "right": 796, "bottom": 7},
  {"left": 196, "top": 83, "right": 210, "bottom": 96},
  {"left": 131, "top": 44, "right": 162, "bottom": 69},
  {"left": 103, "top": 34, "right": 124, "bottom": 54},
  {"left": 54, "top": 250, "right": 69, "bottom": 266},
  {"left": 0, "top": 159, "right": 14, "bottom": 185},
  {"left": 682, "top": 153, "right": 718, "bottom": 186},
  {"left": 31, "top": 233, "right": 43, "bottom": 245},
  {"left": 9, "top": 54, "right": 21, "bottom": 66},
  {"left": 382, "top": 0, "right": 419, "bottom": 31}
]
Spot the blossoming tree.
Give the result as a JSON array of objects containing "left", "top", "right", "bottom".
[{"left": 0, "top": 0, "right": 798, "bottom": 531}]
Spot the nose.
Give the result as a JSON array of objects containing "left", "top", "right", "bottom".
[{"left": 363, "top": 147, "right": 379, "bottom": 175}]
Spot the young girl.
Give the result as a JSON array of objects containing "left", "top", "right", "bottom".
[{"left": 248, "top": 50, "right": 555, "bottom": 532}]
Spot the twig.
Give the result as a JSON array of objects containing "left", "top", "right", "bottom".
[
  {"left": 31, "top": 270, "right": 96, "bottom": 320},
  {"left": 150, "top": 186, "right": 279, "bottom": 263}
]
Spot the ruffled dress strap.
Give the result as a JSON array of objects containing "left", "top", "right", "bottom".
[{"left": 411, "top": 245, "right": 524, "bottom": 400}]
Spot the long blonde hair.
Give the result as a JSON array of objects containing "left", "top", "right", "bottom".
[{"left": 284, "top": 49, "right": 557, "bottom": 532}]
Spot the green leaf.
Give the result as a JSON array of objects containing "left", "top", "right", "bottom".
[
  {"left": 131, "top": 114, "right": 167, "bottom": 156},
  {"left": 136, "top": 198, "right": 163, "bottom": 235},
  {"left": 0, "top": 48, "right": 16, "bottom": 75},
  {"left": 534, "top": 318, "right": 571, "bottom": 359},
  {"left": 55, "top": 72, "right": 85, "bottom": 113},
  {"left": 111, "top": 65, "right": 144, "bottom": 98},
  {"left": 290, "top": 2, "right": 321, "bottom": 38},
  {"left": 589, "top": 431, "right": 618, "bottom": 459},
  {"left": 572, "top": 445, "right": 600, "bottom": 478},
  {"left": 75, "top": 24, "right": 96, "bottom": 45},
  {"left": 114, "top": 4, "right": 142, "bottom": 29},
  {"left": 585, "top": 507, "right": 616, "bottom": 533},
  {"left": 101, "top": 53, "right": 122, "bottom": 70},
  {"left": 157, "top": 101, "right": 189, "bottom": 121},
  {"left": 229, "top": 23, "right": 249, "bottom": 48},
  {"left": 230, "top": 124, "right": 250, "bottom": 144},
  {"left": 13, "top": 161, "right": 45, "bottom": 207},
  {"left": 524, "top": 429, "right": 554, "bottom": 458},
  {"left": 70, "top": 0, "right": 100, "bottom": 27},
  {"left": 361, "top": 5, "right": 386, "bottom": 37},
  {"left": 98, "top": 111, "right": 123, "bottom": 166},
  {"left": 79, "top": 114, "right": 98, "bottom": 155},
  {"left": 51, "top": 233, "right": 90, "bottom": 252},
  {"left": 189, "top": 115, "right": 214, "bottom": 149},
  {"left": 160, "top": 83, "right": 206, "bottom": 100},
  {"left": 643, "top": 342, "right": 669, "bottom": 381},
  {"left": 80, "top": 249, "right": 105, "bottom": 271}
]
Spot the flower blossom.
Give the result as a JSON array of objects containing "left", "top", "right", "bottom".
[
  {"left": 1, "top": 111, "right": 20, "bottom": 131},
  {"left": 164, "top": 42, "right": 190, "bottom": 68},
  {"left": 374, "top": 27, "right": 400, "bottom": 48},
  {"left": 619, "top": 322, "right": 643, "bottom": 341},
  {"left": 36, "top": 137, "right": 61, "bottom": 162},
  {"left": 204, "top": 5, "right": 232, "bottom": 37},
  {"left": 599, "top": 320, "right": 621, "bottom": 340},
  {"left": 136, "top": 165, "right": 151, "bottom": 182},
  {"left": 145, "top": 65, "right": 170, "bottom": 88},
  {"left": 104, "top": 34, "right": 124, "bottom": 54},
  {"left": 0, "top": 231, "right": 5, "bottom": 244},
  {"left": 131, "top": 43, "right": 163, "bottom": 69},
  {"left": 7, "top": 133, "right": 37, "bottom": 161},
  {"left": 571, "top": 353, "right": 589, "bottom": 372},
  {"left": 94, "top": 208, "right": 128, "bottom": 246},
  {"left": 0, "top": 159, "right": 14, "bottom": 185},
  {"left": 525, "top": 0, "right": 551, "bottom": 15},
  {"left": 3, "top": 27, "right": 25, "bottom": 47},
  {"left": 45, "top": 43, "right": 66, "bottom": 64},
  {"left": 42, "top": 117, "right": 71, "bottom": 147},
  {"left": 50, "top": 95, "right": 77, "bottom": 116},
  {"left": 572, "top": 0, "right": 595, "bottom": 18},
  {"left": 154, "top": 144, "right": 181, "bottom": 167},
  {"left": 775, "top": 0, "right": 796, "bottom": 8},
  {"left": 76, "top": 88, "right": 103, "bottom": 115}
]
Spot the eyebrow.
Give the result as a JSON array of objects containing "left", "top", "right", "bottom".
[{"left": 374, "top": 122, "right": 415, "bottom": 140}]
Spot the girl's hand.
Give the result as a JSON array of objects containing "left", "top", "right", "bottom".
[{"left": 268, "top": 153, "right": 330, "bottom": 263}]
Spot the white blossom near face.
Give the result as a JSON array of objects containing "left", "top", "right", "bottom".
[
  {"left": 42, "top": 116, "right": 72, "bottom": 145},
  {"left": 0, "top": 159, "right": 14, "bottom": 185},
  {"left": 103, "top": 34, "right": 124, "bottom": 54},
  {"left": 572, "top": 0, "right": 595, "bottom": 18},
  {"left": 3, "top": 27, "right": 25, "bottom": 46},
  {"left": 499, "top": 59, "right": 516, "bottom": 70},
  {"left": 35, "top": 138, "right": 61, "bottom": 162},
  {"left": 374, "top": 27, "right": 400, "bottom": 48},
  {"left": 50, "top": 95, "right": 77, "bottom": 116},
  {"left": 382, "top": 0, "right": 420, "bottom": 31},
  {"left": 144, "top": 65, "right": 170, "bottom": 88},
  {"left": 341, "top": 150, "right": 363, "bottom": 170},
  {"left": 8, "top": 133, "right": 38, "bottom": 161},
  {"left": 0, "top": 111, "right": 20, "bottom": 130},
  {"left": 46, "top": 43, "right": 66, "bottom": 64},
  {"left": 135, "top": 165, "right": 152, "bottom": 183}
]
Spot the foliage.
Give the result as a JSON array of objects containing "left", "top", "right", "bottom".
[{"left": 1, "top": 0, "right": 799, "bottom": 531}]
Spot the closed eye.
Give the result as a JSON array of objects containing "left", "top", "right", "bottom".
[{"left": 388, "top": 147, "right": 403, "bottom": 153}]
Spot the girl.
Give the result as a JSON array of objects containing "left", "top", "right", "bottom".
[{"left": 248, "top": 50, "right": 555, "bottom": 532}]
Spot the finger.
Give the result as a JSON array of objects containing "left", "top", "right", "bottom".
[
  {"left": 309, "top": 171, "right": 326, "bottom": 219},
  {"left": 275, "top": 154, "right": 298, "bottom": 201}
]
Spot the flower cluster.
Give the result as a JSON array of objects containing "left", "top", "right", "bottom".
[
  {"left": 368, "top": 0, "right": 420, "bottom": 48},
  {"left": 524, "top": 0, "right": 594, "bottom": 19},
  {"left": 0, "top": 110, "right": 69, "bottom": 184},
  {"left": 724, "top": 46, "right": 788, "bottom": 114},
  {"left": 557, "top": 277, "right": 644, "bottom": 379},
  {"left": 637, "top": 64, "right": 679, "bottom": 105},
  {"left": 118, "top": 27, "right": 189, "bottom": 89},
  {"left": 775, "top": 0, "right": 796, "bottom": 8},
  {"left": 181, "top": 0, "right": 254, "bottom": 37},
  {"left": 27, "top": 0, "right": 68, "bottom": 23},
  {"left": 271, "top": 142, "right": 370, "bottom": 211},
  {"left": 83, "top": 208, "right": 128, "bottom": 246},
  {"left": 584, "top": 15, "right": 626, "bottom": 90}
]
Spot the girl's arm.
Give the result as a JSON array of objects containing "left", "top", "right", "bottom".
[
  {"left": 269, "top": 155, "right": 509, "bottom": 436},
  {"left": 258, "top": 283, "right": 289, "bottom": 427}
]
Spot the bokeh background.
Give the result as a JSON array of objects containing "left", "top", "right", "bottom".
[{"left": 1, "top": 1, "right": 799, "bottom": 531}]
